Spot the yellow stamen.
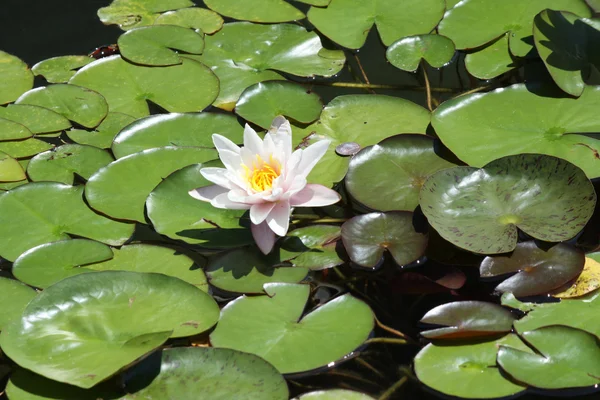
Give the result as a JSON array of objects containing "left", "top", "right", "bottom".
[{"left": 242, "top": 154, "right": 281, "bottom": 192}]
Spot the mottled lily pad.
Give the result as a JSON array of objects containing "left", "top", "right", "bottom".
[
  {"left": 98, "top": 0, "right": 194, "bottom": 30},
  {"left": 204, "top": 0, "right": 304, "bottom": 23},
  {"left": 67, "top": 112, "right": 136, "bottom": 149},
  {"left": 32, "top": 56, "right": 93, "bottom": 83},
  {"left": 419, "top": 154, "right": 596, "bottom": 254},
  {"left": 154, "top": 7, "right": 224, "bottom": 34},
  {"left": 0, "top": 51, "right": 34, "bottom": 104},
  {"left": 0, "top": 104, "right": 71, "bottom": 135},
  {"left": 386, "top": 35, "right": 455, "bottom": 72}
]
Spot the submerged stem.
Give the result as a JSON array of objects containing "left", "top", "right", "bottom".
[
  {"left": 365, "top": 338, "right": 408, "bottom": 345},
  {"left": 378, "top": 376, "right": 408, "bottom": 400},
  {"left": 375, "top": 316, "right": 414, "bottom": 343},
  {"left": 421, "top": 61, "right": 433, "bottom": 111},
  {"left": 309, "top": 81, "right": 458, "bottom": 93}
]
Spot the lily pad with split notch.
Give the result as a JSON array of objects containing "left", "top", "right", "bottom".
[
  {"left": 419, "top": 154, "right": 596, "bottom": 254},
  {"left": 465, "top": 34, "right": 517, "bottom": 79},
  {"left": 279, "top": 225, "right": 344, "bottom": 270},
  {"left": 67, "top": 112, "right": 136, "bottom": 149},
  {"left": 0, "top": 51, "right": 34, "bottom": 105},
  {"left": 32, "top": 56, "right": 94, "bottom": 83},
  {"left": 341, "top": 212, "right": 428, "bottom": 268},
  {"left": 386, "top": 35, "right": 455, "bottom": 72},
  {"left": 98, "top": 0, "right": 194, "bottom": 30},
  {"left": 480, "top": 241, "right": 585, "bottom": 297},
  {"left": 210, "top": 283, "right": 374, "bottom": 374}
]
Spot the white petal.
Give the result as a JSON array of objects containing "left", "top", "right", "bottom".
[
  {"left": 268, "top": 117, "right": 292, "bottom": 162},
  {"left": 243, "top": 124, "right": 264, "bottom": 156},
  {"left": 251, "top": 221, "right": 277, "bottom": 254},
  {"left": 266, "top": 200, "right": 291, "bottom": 236},
  {"left": 213, "top": 134, "right": 240, "bottom": 154},
  {"left": 250, "top": 202, "right": 277, "bottom": 224},
  {"left": 199, "top": 167, "right": 233, "bottom": 189},
  {"left": 189, "top": 185, "right": 228, "bottom": 202},
  {"left": 290, "top": 184, "right": 341, "bottom": 207},
  {"left": 211, "top": 193, "right": 251, "bottom": 210},
  {"left": 228, "top": 189, "right": 265, "bottom": 205},
  {"left": 297, "top": 140, "right": 330, "bottom": 178},
  {"left": 281, "top": 175, "right": 307, "bottom": 200},
  {"left": 218, "top": 149, "right": 244, "bottom": 175}
]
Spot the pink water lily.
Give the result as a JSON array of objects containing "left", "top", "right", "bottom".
[{"left": 189, "top": 117, "right": 341, "bottom": 254}]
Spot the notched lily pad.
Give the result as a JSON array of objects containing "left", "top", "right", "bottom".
[
  {"left": 154, "top": 7, "right": 224, "bottom": 34},
  {"left": 0, "top": 51, "right": 34, "bottom": 104},
  {"left": 386, "top": 35, "right": 455, "bottom": 72},
  {"left": 279, "top": 225, "right": 344, "bottom": 270},
  {"left": 98, "top": 0, "right": 195, "bottom": 30},
  {"left": 465, "top": 34, "right": 517, "bottom": 79},
  {"left": 32, "top": 56, "right": 93, "bottom": 83},
  {"left": 67, "top": 112, "right": 136, "bottom": 149}
]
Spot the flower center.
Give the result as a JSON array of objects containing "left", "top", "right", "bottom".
[{"left": 244, "top": 155, "right": 281, "bottom": 192}]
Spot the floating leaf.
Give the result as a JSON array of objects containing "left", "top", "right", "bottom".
[
  {"left": 279, "top": 225, "right": 344, "bottom": 270},
  {"left": 122, "top": 347, "right": 288, "bottom": 400},
  {"left": 553, "top": 255, "right": 600, "bottom": 298},
  {"left": 0, "top": 117, "right": 32, "bottom": 141},
  {"left": 307, "top": 0, "right": 445, "bottom": 49},
  {"left": 0, "top": 182, "right": 134, "bottom": 261},
  {"left": 67, "top": 112, "right": 136, "bottom": 149},
  {"left": 0, "top": 51, "right": 34, "bottom": 104},
  {"left": 204, "top": 0, "right": 304, "bottom": 23},
  {"left": 419, "top": 154, "right": 596, "bottom": 254},
  {"left": 15, "top": 84, "right": 108, "bottom": 128},
  {"left": 465, "top": 34, "right": 517, "bottom": 79},
  {"left": 498, "top": 326, "right": 600, "bottom": 389},
  {"left": 346, "top": 135, "right": 458, "bottom": 212},
  {"left": 0, "top": 104, "right": 71, "bottom": 135},
  {"left": 386, "top": 35, "right": 455, "bottom": 72},
  {"left": 206, "top": 247, "right": 308, "bottom": 294},
  {"left": 0, "top": 271, "right": 219, "bottom": 388},
  {"left": 420, "top": 301, "right": 516, "bottom": 339},
  {"left": 210, "top": 283, "right": 374, "bottom": 374},
  {"left": 0, "top": 138, "right": 53, "bottom": 159},
  {"left": 533, "top": 9, "right": 600, "bottom": 97},
  {"left": 235, "top": 81, "right": 323, "bottom": 129},
  {"left": 0, "top": 278, "right": 36, "bottom": 330},
  {"left": 112, "top": 112, "right": 242, "bottom": 158},
  {"left": 27, "top": 144, "right": 114, "bottom": 184},
  {"left": 86, "top": 146, "right": 216, "bottom": 222},
  {"left": 98, "top": 0, "right": 194, "bottom": 30},
  {"left": 32, "top": 56, "right": 93, "bottom": 83},
  {"left": 391, "top": 264, "right": 466, "bottom": 294},
  {"left": 118, "top": 25, "right": 205, "bottom": 66},
  {"left": 294, "top": 390, "right": 375, "bottom": 400},
  {"left": 414, "top": 334, "right": 528, "bottom": 399},
  {"left": 154, "top": 7, "right": 224, "bottom": 34},
  {"left": 438, "top": 0, "right": 591, "bottom": 57},
  {"left": 480, "top": 241, "right": 585, "bottom": 296},
  {"left": 341, "top": 212, "right": 428, "bottom": 268},
  {"left": 0, "top": 151, "right": 26, "bottom": 181},
  {"left": 70, "top": 55, "right": 219, "bottom": 118},
  {"left": 0, "top": 159, "right": 29, "bottom": 192}
]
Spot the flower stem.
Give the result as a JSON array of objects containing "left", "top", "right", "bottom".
[
  {"left": 421, "top": 61, "right": 433, "bottom": 112},
  {"left": 378, "top": 377, "right": 408, "bottom": 400},
  {"left": 375, "top": 316, "right": 414, "bottom": 343},
  {"left": 365, "top": 337, "right": 409, "bottom": 345}
]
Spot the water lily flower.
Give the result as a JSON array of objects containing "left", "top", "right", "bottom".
[{"left": 189, "top": 117, "right": 341, "bottom": 254}]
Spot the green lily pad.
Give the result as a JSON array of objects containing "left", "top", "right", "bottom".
[
  {"left": 341, "top": 212, "right": 428, "bottom": 268},
  {"left": 279, "top": 225, "right": 344, "bottom": 270},
  {"left": 414, "top": 334, "right": 528, "bottom": 399},
  {"left": 307, "top": 0, "right": 445, "bottom": 49},
  {"left": 118, "top": 25, "right": 205, "bottom": 66},
  {"left": 70, "top": 55, "right": 219, "bottom": 118},
  {"left": 465, "top": 34, "right": 517, "bottom": 79},
  {"left": 206, "top": 247, "right": 308, "bottom": 294},
  {"left": 0, "top": 117, "right": 32, "bottom": 141},
  {"left": 386, "top": 35, "right": 455, "bottom": 72},
  {"left": 0, "top": 51, "right": 34, "bottom": 105},
  {"left": 295, "top": 95, "right": 430, "bottom": 187},
  {"left": 345, "top": 135, "right": 458, "bottom": 212},
  {"left": 86, "top": 146, "right": 216, "bottom": 223},
  {"left": 27, "top": 144, "right": 114, "bottom": 184},
  {"left": 420, "top": 301, "right": 516, "bottom": 339},
  {"left": 210, "top": 283, "right": 374, "bottom": 374},
  {"left": 235, "top": 81, "right": 323, "bottom": 129},
  {"left": 0, "top": 159, "right": 29, "bottom": 191},
  {"left": 432, "top": 84, "right": 600, "bottom": 178},
  {"left": 112, "top": 112, "right": 242, "bottom": 158},
  {"left": 0, "top": 271, "right": 219, "bottom": 388},
  {"left": 480, "top": 241, "right": 585, "bottom": 297},
  {"left": 204, "top": 0, "right": 304, "bottom": 23},
  {"left": 15, "top": 84, "right": 108, "bottom": 129},
  {"left": 0, "top": 104, "right": 71, "bottom": 135},
  {"left": 294, "top": 390, "right": 375, "bottom": 400},
  {"left": 0, "top": 138, "right": 53, "bottom": 159},
  {"left": 154, "top": 7, "right": 224, "bottom": 34},
  {"left": 0, "top": 182, "right": 134, "bottom": 261},
  {"left": 534, "top": 9, "right": 600, "bottom": 97},
  {"left": 146, "top": 162, "right": 253, "bottom": 248},
  {"left": 0, "top": 278, "right": 36, "bottom": 330},
  {"left": 498, "top": 326, "right": 600, "bottom": 389},
  {"left": 123, "top": 347, "right": 289, "bottom": 400},
  {"left": 437, "top": 0, "right": 591, "bottom": 57},
  {"left": 193, "top": 22, "right": 345, "bottom": 109},
  {"left": 0, "top": 151, "right": 26, "bottom": 181},
  {"left": 67, "top": 112, "right": 136, "bottom": 149},
  {"left": 98, "top": 0, "right": 194, "bottom": 30},
  {"left": 32, "top": 56, "right": 93, "bottom": 83},
  {"left": 419, "top": 154, "right": 596, "bottom": 254}
]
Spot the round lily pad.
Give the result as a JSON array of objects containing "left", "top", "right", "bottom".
[
  {"left": 118, "top": 25, "right": 205, "bottom": 66},
  {"left": 294, "top": 390, "right": 375, "bottom": 400},
  {"left": 341, "top": 212, "right": 428, "bottom": 268},
  {"left": 0, "top": 151, "right": 26, "bottom": 182},
  {"left": 0, "top": 271, "right": 219, "bottom": 388},
  {"left": 97, "top": 0, "right": 194, "bottom": 30},
  {"left": 498, "top": 326, "right": 600, "bottom": 389},
  {"left": 70, "top": 55, "right": 219, "bottom": 118},
  {"left": 0, "top": 117, "right": 32, "bottom": 141},
  {"left": 204, "top": 0, "right": 304, "bottom": 23},
  {"left": 0, "top": 182, "right": 134, "bottom": 261},
  {"left": 480, "top": 241, "right": 585, "bottom": 297},
  {"left": 15, "top": 84, "right": 108, "bottom": 129},
  {"left": 386, "top": 35, "right": 455, "bottom": 72},
  {"left": 210, "top": 283, "right": 374, "bottom": 374},
  {"left": 414, "top": 334, "right": 528, "bottom": 399},
  {"left": 27, "top": 144, "right": 114, "bottom": 184},
  {"left": 0, "top": 138, "right": 53, "bottom": 159},
  {"left": 464, "top": 34, "right": 517, "bottom": 79},
  {"left": 67, "top": 112, "right": 136, "bottom": 149},
  {"left": 85, "top": 146, "right": 216, "bottom": 222},
  {"left": 420, "top": 301, "right": 516, "bottom": 339},
  {"left": 431, "top": 84, "right": 600, "bottom": 178},
  {"left": 0, "top": 277, "right": 36, "bottom": 330},
  {"left": 0, "top": 104, "right": 71, "bottom": 135},
  {"left": 206, "top": 247, "right": 309, "bottom": 294},
  {"left": 32, "top": 56, "right": 93, "bottom": 83},
  {"left": 295, "top": 95, "right": 431, "bottom": 187},
  {"left": 154, "top": 7, "right": 224, "bottom": 34},
  {"left": 553, "top": 256, "right": 600, "bottom": 298},
  {"left": 346, "top": 135, "right": 458, "bottom": 212},
  {"left": 279, "top": 225, "right": 343, "bottom": 270},
  {"left": 123, "top": 347, "right": 288, "bottom": 399},
  {"left": 419, "top": 154, "right": 596, "bottom": 254},
  {"left": 0, "top": 51, "right": 34, "bottom": 105},
  {"left": 112, "top": 112, "right": 242, "bottom": 158},
  {"left": 307, "top": 0, "right": 445, "bottom": 49},
  {"left": 235, "top": 81, "right": 323, "bottom": 129}
]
